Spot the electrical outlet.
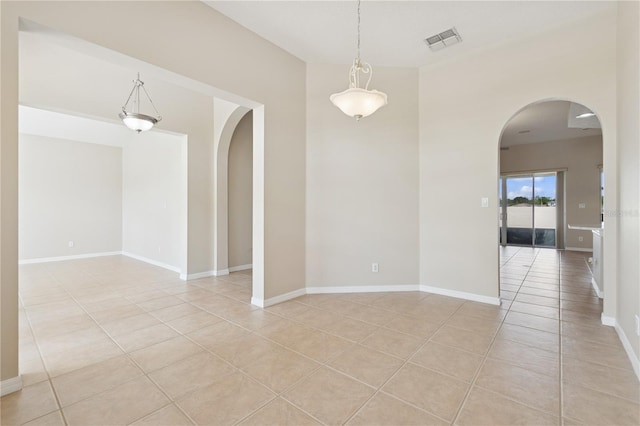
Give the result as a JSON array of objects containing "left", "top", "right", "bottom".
[
  {"left": 372, "top": 262, "right": 379, "bottom": 273},
  {"left": 579, "top": 203, "right": 586, "bottom": 209},
  {"left": 481, "top": 197, "right": 489, "bottom": 208},
  {"left": 68, "top": 241, "right": 74, "bottom": 248},
  {"left": 635, "top": 315, "right": 640, "bottom": 337},
  {"left": 578, "top": 236, "right": 584, "bottom": 242}
]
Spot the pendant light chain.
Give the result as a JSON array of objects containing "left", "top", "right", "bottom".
[{"left": 356, "top": 0, "right": 361, "bottom": 64}]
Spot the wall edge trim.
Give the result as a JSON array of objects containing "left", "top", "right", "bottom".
[
  {"left": 229, "top": 264, "right": 252, "bottom": 273},
  {"left": 18, "top": 251, "right": 121, "bottom": 265},
  {"left": 0, "top": 376, "right": 23, "bottom": 397},
  {"left": 306, "top": 285, "right": 420, "bottom": 294},
  {"left": 420, "top": 285, "right": 501, "bottom": 305},
  {"left": 605, "top": 317, "right": 640, "bottom": 381},
  {"left": 121, "top": 251, "right": 181, "bottom": 274}
]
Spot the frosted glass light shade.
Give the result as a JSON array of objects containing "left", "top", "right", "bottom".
[
  {"left": 119, "top": 112, "right": 158, "bottom": 133},
  {"left": 330, "top": 87, "right": 388, "bottom": 120}
]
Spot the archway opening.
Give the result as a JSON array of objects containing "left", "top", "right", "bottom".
[{"left": 498, "top": 100, "right": 603, "bottom": 302}]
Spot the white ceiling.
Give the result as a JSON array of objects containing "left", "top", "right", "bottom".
[
  {"left": 501, "top": 101, "right": 602, "bottom": 147},
  {"left": 205, "top": 1, "right": 614, "bottom": 68}
]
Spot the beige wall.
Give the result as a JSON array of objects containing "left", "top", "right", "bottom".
[
  {"left": 228, "top": 111, "right": 253, "bottom": 269},
  {"left": 419, "top": 10, "right": 618, "bottom": 300},
  {"left": 306, "top": 64, "right": 419, "bottom": 288},
  {"left": 122, "top": 131, "right": 187, "bottom": 272},
  {"left": 616, "top": 0, "right": 640, "bottom": 372},
  {"left": 19, "top": 134, "right": 122, "bottom": 260},
  {"left": 1, "top": 0, "right": 306, "bottom": 382},
  {"left": 500, "top": 136, "right": 603, "bottom": 249}
]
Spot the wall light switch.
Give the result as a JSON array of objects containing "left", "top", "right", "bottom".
[
  {"left": 68, "top": 241, "right": 74, "bottom": 248},
  {"left": 481, "top": 197, "right": 489, "bottom": 208}
]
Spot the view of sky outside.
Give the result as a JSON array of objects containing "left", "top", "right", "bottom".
[{"left": 505, "top": 175, "right": 556, "bottom": 201}]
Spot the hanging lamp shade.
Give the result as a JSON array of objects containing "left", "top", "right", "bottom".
[
  {"left": 330, "top": 1, "right": 387, "bottom": 120},
  {"left": 119, "top": 73, "right": 162, "bottom": 133}
]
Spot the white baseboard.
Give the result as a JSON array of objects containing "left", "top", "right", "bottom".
[
  {"left": 601, "top": 314, "right": 616, "bottom": 327},
  {"left": 0, "top": 376, "right": 22, "bottom": 396},
  {"left": 180, "top": 270, "right": 214, "bottom": 281},
  {"left": 178, "top": 268, "right": 233, "bottom": 281},
  {"left": 121, "top": 252, "right": 181, "bottom": 274},
  {"left": 564, "top": 247, "right": 593, "bottom": 253},
  {"left": 306, "top": 285, "right": 420, "bottom": 294},
  {"left": 19, "top": 251, "right": 121, "bottom": 265},
  {"left": 252, "top": 288, "right": 306, "bottom": 308},
  {"left": 229, "top": 264, "right": 252, "bottom": 273},
  {"left": 591, "top": 278, "right": 604, "bottom": 298},
  {"left": 613, "top": 320, "right": 640, "bottom": 381},
  {"left": 420, "top": 285, "right": 501, "bottom": 306}
]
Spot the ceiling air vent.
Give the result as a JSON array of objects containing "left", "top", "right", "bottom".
[{"left": 424, "top": 27, "right": 462, "bottom": 51}]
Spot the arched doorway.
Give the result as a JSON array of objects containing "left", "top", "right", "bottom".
[{"left": 497, "top": 99, "right": 603, "bottom": 303}]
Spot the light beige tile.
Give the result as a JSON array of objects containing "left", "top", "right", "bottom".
[
  {"left": 475, "top": 359, "right": 559, "bottom": 414},
  {"left": 283, "top": 367, "right": 375, "bottom": 425},
  {"left": 131, "top": 404, "right": 194, "bottom": 425},
  {"left": 505, "top": 311, "right": 559, "bottom": 334},
  {"left": 186, "top": 321, "right": 250, "bottom": 350},
  {"left": 285, "top": 330, "right": 353, "bottom": 362},
  {"left": 38, "top": 327, "right": 124, "bottom": 377},
  {"left": 63, "top": 376, "right": 169, "bottom": 426},
  {"left": 561, "top": 321, "right": 624, "bottom": 347},
  {"left": 360, "top": 328, "right": 423, "bottom": 359},
  {"left": 563, "top": 358, "right": 640, "bottom": 402},
  {"left": 146, "top": 303, "right": 202, "bottom": 322},
  {"left": 562, "top": 337, "right": 634, "bottom": 371},
  {"left": 563, "top": 383, "right": 640, "bottom": 426},
  {"left": 382, "top": 363, "right": 469, "bottom": 421},
  {"left": 52, "top": 355, "right": 143, "bottom": 407},
  {"left": 487, "top": 337, "right": 559, "bottom": 378},
  {"left": 165, "top": 310, "right": 222, "bottom": 334},
  {"left": 0, "top": 381, "right": 59, "bottom": 425},
  {"left": 29, "top": 313, "right": 96, "bottom": 339},
  {"left": 515, "top": 291, "right": 560, "bottom": 308},
  {"left": 137, "top": 295, "right": 185, "bottom": 312},
  {"left": 345, "top": 304, "right": 398, "bottom": 326},
  {"left": 329, "top": 344, "right": 404, "bottom": 388},
  {"left": 242, "top": 347, "right": 320, "bottom": 393},
  {"left": 149, "top": 351, "right": 235, "bottom": 400},
  {"left": 209, "top": 333, "right": 280, "bottom": 368},
  {"left": 90, "top": 304, "right": 145, "bottom": 324},
  {"left": 100, "top": 312, "right": 162, "bottom": 337},
  {"left": 348, "top": 392, "right": 448, "bottom": 426},
  {"left": 130, "top": 336, "right": 204, "bottom": 373},
  {"left": 431, "top": 325, "right": 493, "bottom": 355},
  {"left": 410, "top": 341, "right": 483, "bottom": 382},
  {"left": 445, "top": 313, "right": 501, "bottom": 336},
  {"left": 111, "top": 323, "right": 179, "bottom": 353},
  {"left": 383, "top": 315, "right": 441, "bottom": 339},
  {"left": 22, "top": 410, "right": 66, "bottom": 426},
  {"left": 497, "top": 323, "right": 559, "bottom": 352},
  {"left": 510, "top": 301, "right": 559, "bottom": 319},
  {"left": 456, "top": 386, "right": 559, "bottom": 425},
  {"left": 456, "top": 301, "right": 507, "bottom": 322},
  {"left": 176, "top": 371, "right": 275, "bottom": 425},
  {"left": 321, "top": 316, "right": 379, "bottom": 342},
  {"left": 238, "top": 397, "right": 322, "bottom": 426}
]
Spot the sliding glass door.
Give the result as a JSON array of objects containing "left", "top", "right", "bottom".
[{"left": 500, "top": 172, "right": 557, "bottom": 247}]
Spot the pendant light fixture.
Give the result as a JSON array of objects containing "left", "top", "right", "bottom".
[
  {"left": 119, "top": 73, "right": 162, "bottom": 133},
  {"left": 330, "top": 0, "right": 387, "bottom": 120}
]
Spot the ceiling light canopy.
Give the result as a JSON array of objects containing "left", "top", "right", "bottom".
[
  {"left": 119, "top": 73, "right": 162, "bottom": 133},
  {"left": 330, "top": 0, "right": 387, "bottom": 120}
]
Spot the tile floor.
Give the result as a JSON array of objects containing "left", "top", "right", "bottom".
[{"left": 2, "top": 248, "right": 639, "bottom": 425}]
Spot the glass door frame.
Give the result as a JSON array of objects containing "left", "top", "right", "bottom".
[{"left": 500, "top": 171, "right": 560, "bottom": 248}]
